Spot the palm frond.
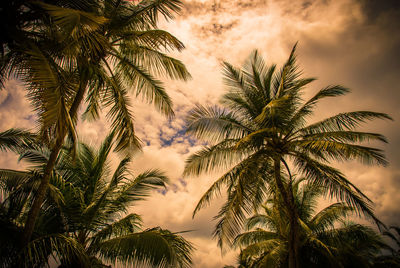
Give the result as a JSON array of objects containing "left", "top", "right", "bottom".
[
  {"left": 112, "top": 50, "right": 174, "bottom": 117},
  {"left": 21, "top": 234, "right": 90, "bottom": 267},
  {"left": 89, "top": 213, "right": 142, "bottom": 251},
  {"left": 289, "top": 85, "right": 349, "bottom": 127},
  {"left": 186, "top": 104, "right": 250, "bottom": 143},
  {"left": 183, "top": 139, "right": 248, "bottom": 176},
  {"left": 234, "top": 230, "right": 279, "bottom": 248},
  {"left": 0, "top": 129, "right": 36, "bottom": 153},
  {"left": 300, "top": 111, "right": 392, "bottom": 135},
  {"left": 97, "top": 227, "right": 193, "bottom": 268}
]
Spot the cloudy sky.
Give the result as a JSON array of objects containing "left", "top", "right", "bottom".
[{"left": 1, "top": 0, "right": 400, "bottom": 267}]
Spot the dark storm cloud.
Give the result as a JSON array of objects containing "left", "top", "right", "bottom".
[{"left": 357, "top": 0, "right": 400, "bottom": 23}]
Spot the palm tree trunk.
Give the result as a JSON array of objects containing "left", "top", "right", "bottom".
[
  {"left": 22, "top": 83, "right": 87, "bottom": 245},
  {"left": 273, "top": 158, "right": 299, "bottom": 268},
  {"left": 287, "top": 177, "right": 300, "bottom": 268}
]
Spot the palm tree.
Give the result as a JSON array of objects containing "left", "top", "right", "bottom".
[
  {"left": 184, "top": 45, "right": 391, "bottom": 268},
  {"left": 0, "top": 133, "right": 90, "bottom": 267},
  {"left": 2, "top": 0, "right": 190, "bottom": 243},
  {"left": 56, "top": 132, "right": 193, "bottom": 267},
  {"left": 373, "top": 226, "right": 400, "bottom": 267},
  {"left": 0, "top": 131, "right": 193, "bottom": 267},
  {"left": 233, "top": 179, "right": 387, "bottom": 267}
]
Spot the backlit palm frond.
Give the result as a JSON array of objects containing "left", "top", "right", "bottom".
[
  {"left": 289, "top": 85, "right": 349, "bottom": 128},
  {"left": 186, "top": 104, "right": 250, "bottom": 143},
  {"left": 102, "top": 69, "right": 141, "bottom": 152},
  {"left": 192, "top": 150, "right": 271, "bottom": 218},
  {"left": 294, "top": 139, "right": 388, "bottom": 166},
  {"left": 222, "top": 61, "right": 250, "bottom": 96},
  {"left": 81, "top": 158, "right": 131, "bottom": 228},
  {"left": 239, "top": 239, "right": 284, "bottom": 267},
  {"left": 213, "top": 166, "right": 270, "bottom": 249},
  {"left": 132, "top": 0, "right": 184, "bottom": 24},
  {"left": 299, "top": 111, "right": 392, "bottom": 135},
  {"left": 118, "top": 29, "right": 185, "bottom": 52},
  {"left": 18, "top": 146, "right": 51, "bottom": 168},
  {"left": 292, "top": 153, "right": 383, "bottom": 227},
  {"left": 122, "top": 45, "right": 189, "bottom": 80},
  {"left": 108, "top": 169, "right": 167, "bottom": 216},
  {"left": 309, "top": 203, "right": 353, "bottom": 232},
  {"left": 235, "top": 127, "right": 282, "bottom": 150},
  {"left": 112, "top": 50, "right": 174, "bottom": 117},
  {"left": 234, "top": 230, "right": 279, "bottom": 249},
  {"left": 97, "top": 227, "right": 193, "bottom": 268},
  {"left": 301, "top": 130, "right": 387, "bottom": 144},
  {"left": 88, "top": 213, "right": 142, "bottom": 251},
  {"left": 320, "top": 223, "right": 386, "bottom": 254},
  {"left": 246, "top": 214, "right": 276, "bottom": 232},
  {"left": 0, "top": 129, "right": 36, "bottom": 153},
  {"left": 21, "top": 234, "right": 90, "bottom": 268},
  {"left": 19, "top": 41, "right": 78, "bottom": 141},
  {"left": 42, "top": 3, "right": 107, "bottom": 29},
  {"left": 183, "top": 139, "right": 248, "bottom": 177}
]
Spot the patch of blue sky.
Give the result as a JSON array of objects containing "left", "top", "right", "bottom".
[{"left": 158, "top": 124, "right": 200, "bottom": 147}]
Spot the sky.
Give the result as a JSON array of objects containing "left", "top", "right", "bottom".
[{"left": 1, "top": 0, "right": 400, "bottom": 267}]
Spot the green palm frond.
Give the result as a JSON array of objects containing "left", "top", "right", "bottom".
[
  {"left": 89, "top": 213, "right": 142, "bottom": 250},
  {"left": 118, "top": 30, "right": 185, "bottom": 51},
  {"left": 113, "top": 169, "right": 167, "bottom": 204},
  {"left": 97, "top": 227, "right": 193, "bottom": 268},
  {"left": 234, "top": 230, "right": 279, "bottom": 248},
  {"left": 183, "top": 139, "right": 249, "bottom": 176},
  {"left": 289, "top": 85, "right": 349, "bottom": 128},
  {"left": 21, "top": 234, "right": 90, "bottom": 268},
  {"left": 309, "top": 203, "right": 353, "bottom": 232},
  {"left": 240, "top": 239, "right": 284, "bottom": 267},
  {"left": 291, "top": 153, "right": 382, "bottom": 227},
  {"left": 38, "top": 2, "right": 108, "bottom": 34},
  {"left": 0, "top": 129, "right": 36, "bottom": 153},
  {"left": 122, "top": 45, "right": 189, "bottom": 80},
  {"left": 213, "top": 167, "right": 270, "bottom": 249},
  {"left": 299, "top": 111, "right": 392, "bottom": 135},
  {"left": 112, "top": 50, "right": 174, "bottom": 117},
  {"left": 246, "top": 214, "right": 275, "bottom": 231},
  {"left": 294, "top": 139, "right": 388, "bottom": 166},
  {"left": 102, "top": 69, "right": 141, "bottom": 152},
  {"left": 186, "top": 104, "right": 250, "bottom": 143},
  {"left": 191, "top": 150, "right": 271, "bottom": 219},
  {"left": 132, "top": 0, "right": 184, "bottom": 24}
]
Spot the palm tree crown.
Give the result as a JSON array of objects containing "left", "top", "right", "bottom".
[
  {"left": 0, "top": 131, "right": 194, "bottom": 267},
  {"left": 184, "top": 45, "right": 391, "bottom": 264},
  {"left": 1, "top": 0, "right": 191, "bottom": 243},
  {"left": 234, "top": 178, "right": 387, "bottom": 267}
]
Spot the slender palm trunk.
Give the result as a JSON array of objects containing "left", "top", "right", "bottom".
[
  {"left": 287, "top": 177, "right": 300, "bottom": 268},
  {"left": 273, "top": 158, "right": 299, "bottom": 268},
  {"left": 22, "top": 83, "right": 87, "bottom": 245}
]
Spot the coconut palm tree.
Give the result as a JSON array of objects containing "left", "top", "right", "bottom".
[
  {"left": 0, "top": 131, "right": 193, "bottom": 267},
  {"left": 372, "top": 226, "right": 400, "bottom": 267},
  {"left": 184, "top": 45, "right": 391, "bottom": 267},
  {"left": 233, "top": 179, "right": 387, "bottom": 268},
  {"left": 0, "top": 141, "right": 90, "bottom": 267},
  {"left": 1, "top": 0, "right": 190, "bottom": 243}
]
